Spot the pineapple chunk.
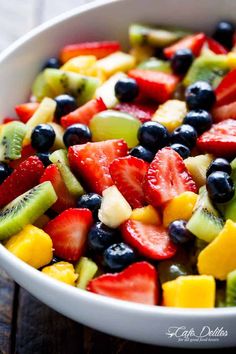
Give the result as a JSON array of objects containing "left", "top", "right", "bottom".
[
  {"left": 227, "top": 52, "right": 236, "bottom": 68},
  {"left": 184, "top": 154, "right": 213, "bottom": 187},
  {"left": 98, "top": 185, "right": 132, "bottom": 228},
  {"left": 152, "top": 100, "right": 187, "bottom": 132},
  {"left": 96, "top": 72, "right": 127, "bottom": 108},
  {"left": 42, "top": 261, "right": 78, "bottom": 286},
  {"left": 5, "top": 225, "right": 53, "bottom": 269},
  {"left": 48, "top": 122, "right": 66, "bottom": 150},
  {"left": 61, "top": 55, "right": 96, "bottom": 74},
  {"left": 95, "top": 51, "right": 136, "bottom": 78},
  {"left": 130, "top": 205, "right": 161, "bottom": 225},
  {"left": 198, "top": 220, "right": 236, "bottom": 280},
  {"left": 162, "top": 275, "right": 215, "bottom": 308}
]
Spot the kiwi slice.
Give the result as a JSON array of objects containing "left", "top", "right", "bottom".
[
  {"left": 75, "top": 257, "right": 98, "bottom": 289},
  {"left": 0, "top": 121, "right": 27, "bottom": 162},
  {"left": 138, "top": 58, "right": 172, "bottom": 73},
  {"left": 49, "top": 149, "right": 84, "bottom": 197},
  {"left": 32, "top": 72, "right": 55, "bottom": 102},
  {"left": 226, "top": 269, "right": 236, "bottom": 306},
  {"left": 221, "top": 158, "right": 236, "bottom": 221},
  {"left": 197, "top": 186, "right": 220, "bottom": 216},
  {"left": 0, "top": 181, "right": 57, "bottom": 240}
]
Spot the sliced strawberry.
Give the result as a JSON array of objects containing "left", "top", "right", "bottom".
[
  {"left": 87, "top": 261, "right": 158, "bottom": 305},
  {"left": 164, "top": 33, "right": 206, "bottom": 59},
  {"left": 9, "top": 145, "right": 36, "bottom": 169},
  {"left": 15, "top": 102, "right": 40, "bottom": 123},
  {"left": 212, "top": 101, "right": 236, "bottom": 123},
  {"left": 0, "top": 156, "right": 44, "bottom": 208},
  {"left": 44, "top": 208, "right": 93, "bottom": 261},
  {"left": 61, "top": 97, "right": 106, "bottom": 128},
  {"left": 3, "top": 117, "right": 18, "bottom": 124},
  {"left": 60, "top": 41, "right": 121, "bottom": 63},
  {"left": 114, "top": 102, "right": 156, "bottom": 123},
  {"left": 206, "top": 37, "right": 228, "bottom": 54},
  {"left": 215, "top": 69, "right": 236, "bottom": 107},
  {"left": 144, "top": 147, "right": 197, "bottom": 207},
  {"left": 128, "top": 69, "right": 179, "bottom": 103},
  {"left": 110, "top": 156, "right": 148, "bottom": 209},
  {"left": 197, "top": 119, "right": 236, "bottom": 156},
  {"left": 40, "top": 164, "right": 76, "bottom": 213},
  {"left": 68, "top": 139, "right": 128, "bottom": 195}
]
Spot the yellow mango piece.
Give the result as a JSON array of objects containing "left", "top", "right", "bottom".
[
  {"left": 96, "top": 51, "right": 136, "bottom": 78},
  {"left": 152, "top": 100, "right": 187, "bottom": 132},
  {"left": 227, "top": 52, "right": 236, "bottom": 68},
  {"left": 61, "top": 55, "right": 97, "bottom": 73},
  {"left": 184, "top": 154, "right": 213, "bottom": 187},
  {"left": 162, "top": 275, "right": 215, "bottom": 308},
  {"left": 130, "top": 205, "right": 161, "bottom": 225},
  {"left": 129, "top": 46, "right": 155, "bottom": 63},
  {"left": 163, "top": 192, "right": 198, "bottom": 227},
  {"left": 198, "top": 220, "right": 236, "bottom": 280},
  {"left": 5, "top": 225, "right": 53, "bottom": 269},
  {"left": 42, "top": 261, "right": 78, "bottom": 286}
]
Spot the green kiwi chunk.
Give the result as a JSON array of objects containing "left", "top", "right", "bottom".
[
  {"left": 138, "top": 58, "right": 172, "bottom": 73},
  {"left": 222, "top": 158, "right": 236, "bottom": 221},
  {"left": 0, "top": 181, "right": 57, "bottom": 240},
  {"left": 226, "top": 269, "right": 236, "bottom": 306},
  {"left": 75, "top": 257, "right": 98, "bottom": 289},
  {"left": 32, "top": 72, "right": 55, "bottom": 102},
  {"left": 197, "top": 186, "right": 220, "bottom": 216},
  {"left": 0, "top": 121, "right": 27, "bottom": 162},
  {"left": 49, "top": 149, "right": 84, "bottom": 197}
]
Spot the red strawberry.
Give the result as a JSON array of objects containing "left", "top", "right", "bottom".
[
  {"left": 164, "top": 33, "right": 206, "bottom": 59},
  {"left": 144, "top": 147, "right": 197, "bottom": 207},
  {"left": 68, "top": 139, "right": 128, "bottom": 195},
  {"left": 197, "top": 119, "right": 236, "bottom": 156},
  {"left": 114, "top": 102, "right": 156, "bottom": 123},
  {"left": 212, "top": 101, "right": 236, "bottom": 122},
  {"left": 215, "top": 69, "right": 236, "bottom": 107},
  {"left": 87, "top": 261, "right": 158, "bottom": 305},
  {"left": 0, "top": 156, "right": 44, "bottom": 208},
  {"left": 206, "top": 37, "right": 228, "bottom": 54},
  {"left": 121, "top": 220, "right": 177, "bottom": 260},
  {"left": 40, "top": 164, "right": 76, "bottom": 213},
  {"left": 15, "top": 102, "right": 39, "bottom": 123},
  {"left": 60, "top": 41, "right": 121, "bottom": 63},
  {"left": 110, "top": 156, "right": 148, "bottom": 209},
  {"left": 61, "top": 97, "right": 106, "bottom": 128},
  {"left": 3, "top": 117, "right": 18, "bottom": 124},
  {"left": 129, "top": 69, "right": 179, "bottom": 103},
  {"left": 9, "top": 145, "right": 36, "bottom": 169},
  {"left": 44, "top": 208, "right": 93, "bottom": 261}
]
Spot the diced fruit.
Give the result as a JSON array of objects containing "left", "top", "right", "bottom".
[
  {"left": 61, "top": 98, "right": 106, "bottom": 128},
  {"left": 42, "top": 261, "right": 78, "bottom": 286},
  {"left": 61, "top": 55, "right": 97, "bottom": 74},
  {"left": 15, "top": 102, "right": 40, "bottom": 123},
  {"left": 60, "top": 41, "right": 121, "bottom": 63},
  {"left": 226, "top": 269, "right": 236, "bottom": 306},
  {"left": 44, "top": 208, "right": 93, "bottom": 261},
  {"left": 75, "top": 257, "right": 98, "bottom": 289},
  {"left": 198, "top": 220, "right": 236, "bottom": 280},
  {"left": 40, "top": 164, "right": 76, "bottom": 213},
  {"left": 114, "top": 102, "right": 156, "bottom": 123},
  {"left": 197, "top": 119, "right": 236, "bottom": 156},
  {"left": 32, "top": 72, "right": 54, "bottom": 102},
  {"left": 130, "top": 205, "right": 161, "bottom": 225},
  {"left": 95, "top": 51, "right": 136, "bottom": 78},
  {"left": 48, "top": 122, "right": 66, "bottom": 150},
  {"left": 2, "top": 117, "right": 18, "bottom": 124},
  {"left": 87, "top": 261, "right": 158, "bottom": 305},
  {"left": 215, "top": 69, "right": 236, "bottom": 106},
  {"left": 129, "top": 69, "right": 179, "bottom": 103},
  {"left": 144, "top": 147, "right": 197, "bottom": 207},
  {"left": 0, "top": 121, "right": 27, "bottom": 162},
  {"left": 227, "top": 52, "right": 236, "bottom": 68},
  {"left": 164, "top": 33, "right": 206, "bottom": 59},
  {"left": 129, "top": 46, "right": 155, "bottom": 64},
  {"left": 33, "top": 214, "right": 50, "bottom": 229},
  {"left": 98, "top": 185, "right": 132, "bottom": 228},
  {"left": 9, "top": 145, "right": 36, "bottom": 169},
  {"left": 184, "top": 154, "right": 213, "bottom": 187},
  {"left": 68, "top": 140, "right": 128, "bottom": 195},
  {"left": 163, "top": 192, "right": 198, "bottom": 227},
  {"left": 96, "top": 72, "right": 127, "bottom": 108},
  {"left": 121, "top": 219, "right": 177, "bottom": 260},
  {"left": 152, "top": 100, "right": 187, "bottom": 132},
  {"left": 162, "top": 275, "right": 215, "bottom": 308},
  {"left": 0, "top": 181, "right": 57, "bottom": 240},
  {"left": 5, "top": 224, "right": 53, "bottom": 268},
  {"left": 205, "top": 37, "right": 228, "bottom": 54},
  {"left": 90, "top": 110, "right": 141, "bottom": 148},
  {"left": 212, "top": 101, "right": 236, "bottom": 122},
  {"left": 138, "top": 58, "right": 172, "bottom": 73},
  {"left": 0, "top": 156, "right": 44, "bottom": 208}
]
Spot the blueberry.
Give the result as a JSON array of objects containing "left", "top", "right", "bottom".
[
  {"left": 103, "top": 242, "right": 136, "bottom": 271},
  {"left": 138, "top": 121, "right": 170, "bottom": 152},
  {"left": 0, "top": 162, "right": 13, "bottom": 185},
  {"left": 170, "top": 143, "right": 190, "bottom": 159},
  {"left": 114, "top": 78, "right": 139, "bottom": 102},
  {"left": 185, "top": 81, "right": 216, "bottom": 111},
  {"left": 183, "top": 109, "right": 213, "bottom": 135},
  {"left": 54, "top": 94, "right": 77, "bottom": 120},
  {"left": 168, "top": 220, "right": 194, "bottom": 244},
  {"left": 31, "top": 124, "right": 55, "bottom": 152},
  {"left": 213, "top": 20, "right": 235, "bottom": 50},
  {"left": 88, "top": 222, "right": 118, "bottom": 253},
  {"left": 206, "top": 158, "right": 232, "bottom": 177},
  {"left": 171, "top": 48, "right": 194, "bottom": 75},
  {"left": 36, "top": 152, "right": 52, "bottom": 167},
  {"left": 42, "top": 57, "right": 61, "bottom": 70},
  {"left": 206, "top": 171, "right": 235, "bottom": 203},
  {"left": 171, "top": 124, "right": 197, "bottom": 149},
  {"left": 77, "top": 193, "right": 102, "bottom": 217},
  {"left": 63, "top": 124, "right": 91, "bottom": 147},
  {"left": 129, "top": 145, "right": 155, "bottom": 162}
]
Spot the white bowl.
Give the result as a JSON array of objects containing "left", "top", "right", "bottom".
[{"left": 0, "top": 0, "right": 236, "bottom": 348}]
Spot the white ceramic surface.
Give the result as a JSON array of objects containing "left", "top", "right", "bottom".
[{"left": 0, "top": 0, "right": 236, "bottom": 348}]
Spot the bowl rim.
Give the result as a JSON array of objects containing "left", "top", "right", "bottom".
[{"left": 0, "top": 0, "right": 236, "bottom": 318}]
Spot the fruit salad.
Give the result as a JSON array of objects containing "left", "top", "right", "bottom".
[{"left": 2, "top": 20, "right": 236, "bottom": 308}]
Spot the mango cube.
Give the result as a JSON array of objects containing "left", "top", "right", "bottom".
[
  {"left": 130, "top": 205, "right": 161, "bottom": 225},
  {"left": 96, "top": 51, "right": 136, "bottom": 78},
  {"left": 42, "top": 261, "right": 78, "bottom": 286},
  {"left": 152, "top": 100, "right": 187, "bottom": 132}
]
